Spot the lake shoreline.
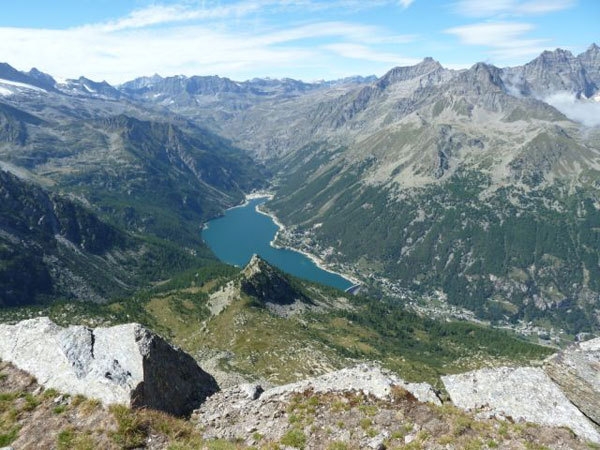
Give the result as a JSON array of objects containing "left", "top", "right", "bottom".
[{"left": 251, "top": 196, "right": 361, "bottom": 287}]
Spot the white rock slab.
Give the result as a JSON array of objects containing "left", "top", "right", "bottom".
[
  {"left": 442, "top": 366, "right": 600, "bottom": 443},
  {"left": 0, "top": 317, "right": 218, "bottom": 415}
]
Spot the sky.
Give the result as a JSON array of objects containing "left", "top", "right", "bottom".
[{"left": 0, "top": 0, "right": 597, "bottom": 84}]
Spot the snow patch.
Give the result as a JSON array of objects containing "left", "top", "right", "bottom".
[
  {"left": 0, "top": 78, "right": 46, "bottom": 92},
  {"left": 0, "top": 86, "right": 12, "bottom": 96},
  {"left": 54, "top": 77, "right": 69, "bottom": 85},
  {"left": 83, "top": 84, "right": 96, "bottom": 93}
]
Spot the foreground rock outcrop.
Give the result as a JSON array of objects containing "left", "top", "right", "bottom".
[
  {"left": 194, "top": 363, "right": 440, "bottom": 444},
  {"left": 0, "top": 317, "right": 218, "bottom": 416},
  {"left": 544, "top": 337, "right": 600, "bottom": 427},
  {"left": 3, "top": 359, "right": 590, "bottom": 450},
  {"left": 442, "top": 366, "right": 600, "bottom": 443}
]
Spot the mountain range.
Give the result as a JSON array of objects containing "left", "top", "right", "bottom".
[{"left": 0, "top": 44, "right": 599, "bottom": 336}]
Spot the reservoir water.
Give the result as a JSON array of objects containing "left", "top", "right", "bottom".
[{"left": 202, "top": 197, "right": 353, "bottom": 291}]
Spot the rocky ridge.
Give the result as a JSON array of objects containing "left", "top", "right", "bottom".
[
  {"left": 1, "top": 358, "right": 589, "bottom": 450},
  {"left": 0, "top": 316, "right": 599, "bottom": 448},
  {"left": 193, "top": 364, "right": 440, "bottom": 446},
  {"left": 194, "top": 358, "right": 600, "bottom": 448},
  {"left": 207, "top": 254, "right": 352, "bottom": 319},
  {"left": 502, "top": 44, "right": 600, "bottom": 98}
]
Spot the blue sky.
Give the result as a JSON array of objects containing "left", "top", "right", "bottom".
[{"left": 0, "top": 0, "right": 597, "bottom": 83}]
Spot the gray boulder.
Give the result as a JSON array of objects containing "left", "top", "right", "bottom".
[
  {"left": 0, "top": 317, "right": 218, "bottom": 416},
  {"left": 442, "top": 366, "right": 600, "bottom": 444},
  {"left": 544, "top": 337, "right": 600, "bottom": 427}
]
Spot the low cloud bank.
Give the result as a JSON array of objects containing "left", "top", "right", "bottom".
[{"left": 544, "top": 92, "right": 600, "bottom": 127}]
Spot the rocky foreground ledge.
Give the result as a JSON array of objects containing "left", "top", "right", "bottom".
[
  {"left": 193, "top": 363, "right": 441, "bottom": 443},
  {"left": 442, "top": 337, "right": 600, "bottom": 444},
  {"left": 0, "top": 317, "right": 599, "bottom": 447},
  {"left": 0, "top": 317, "right": 218, "bottom": 416}
]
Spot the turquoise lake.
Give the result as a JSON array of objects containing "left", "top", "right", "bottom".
[{"left": 202, "top": 197, "right": 353, "bottom": 291}]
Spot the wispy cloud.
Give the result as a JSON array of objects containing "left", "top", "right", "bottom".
[
  {"left": 446, "top": 0, "right": 576, "bottom": 65},
  {"left": 85, "top": 2, "right": 264, "bottom": 32},
  {"left": 0, "top": 1, "right": 418, "bottom": 83},
  {"left": 324, "top": 43, "right": 420, "bottom": 65},
  {"left": 445, "top": 22, "right": 549, "bottom": 63},
  {"left": 446, "top": 21, "right": 533, "bottom": 46},
  {"left": 454, "top": 0, "right": 575, "bottom": 18}
]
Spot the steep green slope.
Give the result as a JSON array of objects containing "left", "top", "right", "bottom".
[
  {"left": 0, "top": 170, "right": 209, "bottom": 307},
  {"left": 256, "top": 62, "right": 600, "bottom": 335},
  {"left": 0, "top": 71, "right": 267, "bottom": 308},
  {"left": 50, "top": 114, "right": 264, "bottom": 246},
  {"left": 0, "top": 103, "right": 265, "bottom": 246},
  {"left": 269, "top": 158, "right": 600, "bottom": 333}
]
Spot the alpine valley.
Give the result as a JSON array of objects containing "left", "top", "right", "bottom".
[
  {"left": 2, "top": 44, "right": 600, "bottom": 331},
  {"left": 1, "top": 44, "right": 600, "bottom": 448},
  {"left": 123, "top": 43, "right": 600, "bottom": 336}
]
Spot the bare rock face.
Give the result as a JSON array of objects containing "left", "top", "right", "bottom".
[
  {"left": 442, "top": 366, "right": 600, "bottom": 444},
  {"left": 0, "top": 317, "right": 218, "bottom": 416},
  {"left": 544, "top": 337, "right": 600, "bottom": 427}
]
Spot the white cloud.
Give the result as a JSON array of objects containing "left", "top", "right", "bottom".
[
  {"left": 544, "top": 92, "right": 600, "bottom": 127},
  {"left": 0, "top": 24, "right": 316, "bottom": 83},
  {"left": 517, "top": 0, "right": 576, "bottom": 14},
  {"left": 454, "top": 0, "right": 515, "bottom": 18},
  {"left": 446, "top": 22, "right": 533, "bottom": 46},
  {"left": 324, "top": 43, "right": 420, "bottom": 65},
  {"left": 0, "top": 1, "right": 418, "bottom": 83},
  {"left": 447, "top": 0, "right": 576, "bottom": 66},
  {"left": 76, "top": 1, "right": 266, "bottom": 33},
  {"left": 398, "top": 0, "right": 415, "bottom": 8},
  {"left": 445, "top": 21, "right": 549, "bottom": 64},
  {"left": 454, "top": 0, "right": 575, "bottom": 18}
]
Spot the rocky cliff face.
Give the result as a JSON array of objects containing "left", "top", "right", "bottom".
[
  {"left": 0, "top": 317, "right": 218, "bottom": 416},
  {"left": 0, "top": 169, "right": 130, "bottom": 305},
  {"left": 544, "top": 337, "right": 600, "bottom": 427},
  {"left": 502, "top": 44, "right": 600, "bottom": 98}
]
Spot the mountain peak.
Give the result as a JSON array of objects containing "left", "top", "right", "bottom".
[
  {"left": 462, "top": 61, "right": 505, "bottom": 91},
  {"left": 240, "top": 255, "right": 311, "bottom": 308},
  {"left": 536, "top": 48, "right": 575, "bottom": 63},
  {"left": 0, "top": 62, "right": 55, "bottom": 91},
  {"left": 242, "top": 254, "right": 269, "bottom": 277},
  {"left": 580, "top": 43, "right": 600, "bottom": 61},
  {"left": 0, "top": 62, "right": 27, "bottom": 82},
  {"left": 377, "top": 57, "right": 443, "bottom": 89},
  {"left": 27, "top": 67, "right": 56, "bottom": 86},
  {"left": 421, "top": 56, "right": 441, "bottom": 66}
]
